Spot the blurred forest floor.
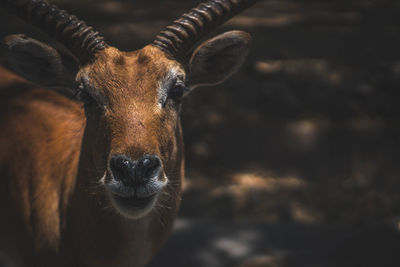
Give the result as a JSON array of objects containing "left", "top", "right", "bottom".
[{"left": 1, "top": 0, "right": 400, "bottom": 266}]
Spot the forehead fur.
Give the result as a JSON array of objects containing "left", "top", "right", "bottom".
[{"left": 77, "top": 45, "right": 184, "bottom": 106}]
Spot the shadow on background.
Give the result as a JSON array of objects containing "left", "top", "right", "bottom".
[{"left": 1, "top": 0, "right": 400, "bottom": 266}]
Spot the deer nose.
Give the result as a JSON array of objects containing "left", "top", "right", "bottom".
[
  {"left": 135, "top": 155, "right": 162, "bottom": 185},
  {"left": 110, "top": 155, "right": 135, "bottom": 186},
  {"left": 109, "top": 154, "right": 162, "bottom": 187}
]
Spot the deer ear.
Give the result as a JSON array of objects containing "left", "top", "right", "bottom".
[
  {"left": 1, "top": 34, "right": 78, "bottom": 87},
  {"left": 186, "top": 31, "right": 251, "bottom": 89}
]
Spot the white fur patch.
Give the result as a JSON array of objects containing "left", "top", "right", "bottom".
[{"left": 99, "top": 172, "right": 107, "bottom": 185}]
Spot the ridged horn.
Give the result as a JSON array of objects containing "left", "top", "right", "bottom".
[
  {"left": 152, "top": 0, "right": 258, "bottom": 59},
  {"left": 1, "top": 0, "right": 107, "bottom": 63}
]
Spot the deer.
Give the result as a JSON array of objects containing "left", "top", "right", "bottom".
[{"left": 0, "top": 0, "right": 258, "bottom": 266}]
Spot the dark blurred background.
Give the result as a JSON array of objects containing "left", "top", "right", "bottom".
[{"left": 1, "top": 0, "right": 400, "bottom": 266}]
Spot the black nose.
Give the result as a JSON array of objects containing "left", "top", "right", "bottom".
[
  {"left": 135, "top": 155, "right": 162, "bottom": 185},
  {"left": 110, "top": 155, "right": 135, "bottom": 186},
  {"left": 109, "top": 154, "right": 162, "bottom": 187}
]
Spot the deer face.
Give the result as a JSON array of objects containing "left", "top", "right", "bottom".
[
  {"left": 2, "top": 31, "right": 250, "bottom": 218},
  {"left": 1, "top": 0, "right": 254, "bottom": 219},
  {"left": 75, "top": 46, "right": 186, "bottom": 218}
]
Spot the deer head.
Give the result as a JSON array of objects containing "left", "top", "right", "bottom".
[{"left": 1, "top": 0, "right": 256, "bottom": 219}]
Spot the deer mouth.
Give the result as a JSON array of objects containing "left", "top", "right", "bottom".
[
  {"left": 109, "top": 190, "right": 160, "bottom": 219},
  {"left": 105, "top": 173, "right": 168, "bottom": 219},
  {"left": 112, "top": 192, "right": 158, "bottom": 215},
  {"left": 104, "top": 154, "right": 168, "bottom": 218},
  {"left": 113, "top": 194, "right": 156, "bottom": 207}
]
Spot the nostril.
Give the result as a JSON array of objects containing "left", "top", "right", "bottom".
[
  {"left": 136, "top": 155, "right": 161, "bottom": 184},
  {"left": 110, "top": 155, "right": 135, "bottom": 185},
  {"left": 142, "top": 158, "right": 151, "bottom": 168},
  {"left": 114, "top": 159, "right": 130, "bottom": 169}
]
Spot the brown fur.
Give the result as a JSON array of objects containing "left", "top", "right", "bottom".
[
  {"left": 0, "top": 45, "right": 185, "bottom": 267},
  {"left": 0, "top": 22, "right": 252, "bottom": 266}
]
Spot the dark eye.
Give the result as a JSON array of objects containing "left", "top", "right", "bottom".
[
  {"left": 74, "top": 84, "right": 95, "bottom": 106},
  {"left": 168, "top": 82, "right": 188, "bottom": 103}
]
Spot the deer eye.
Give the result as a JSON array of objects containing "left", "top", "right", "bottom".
[
  {"left": 168, "top": 81, "right": 188, "bottom": 103},
  {"left": 74, "top": 83, "right": 95, "bottom": 106}
]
